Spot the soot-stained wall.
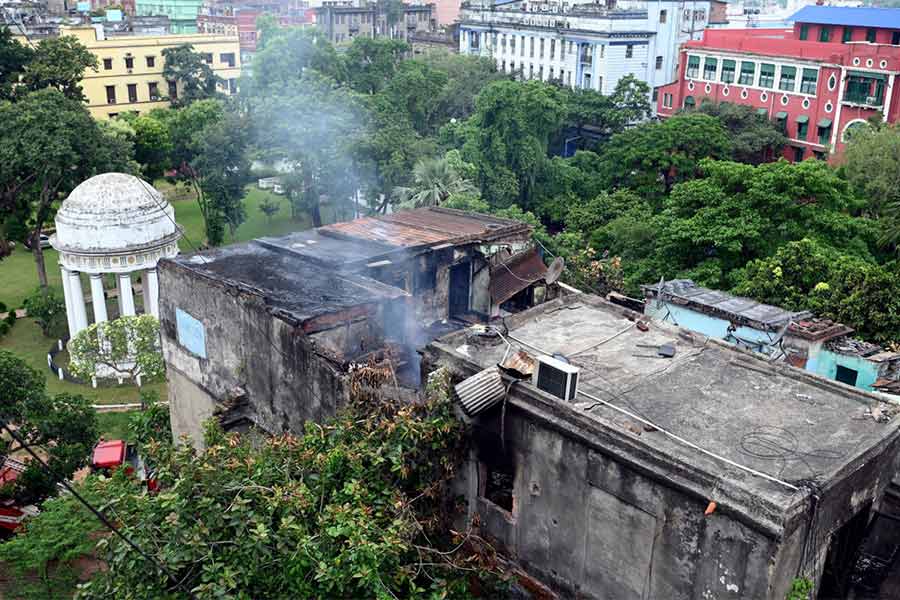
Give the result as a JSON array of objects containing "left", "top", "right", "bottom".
[{"left": 159, "top": 260, "right": 364, "bottom": 445}]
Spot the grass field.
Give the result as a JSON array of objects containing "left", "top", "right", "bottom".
[
  {"left": 96, "top": 410, "right": 137, "bottom": 440},
  {"left": 0, "top": 182, "right": 311, "bottom": 407}
]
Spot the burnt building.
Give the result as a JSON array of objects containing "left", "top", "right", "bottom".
[
  {"left": 423, "top": 293, "right": 900, "bottom": 599},
  {"left": 159, "top": 208, "right": 554, "bottom": 446}
]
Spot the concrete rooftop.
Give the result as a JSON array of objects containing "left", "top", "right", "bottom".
[{"left": 433, "top": 295, "right": 899, "bottom": 520}]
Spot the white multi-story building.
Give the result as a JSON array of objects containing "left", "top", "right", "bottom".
[{"left": 458, "top": 0, "right": 716, "bottom": 100}]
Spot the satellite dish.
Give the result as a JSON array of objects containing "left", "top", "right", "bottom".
[
  {"left": 655, "top": 276, "right": 665, "bottom": 309},
  {"left": 545, "top": 257, "right": 565, "bottom": 284}
]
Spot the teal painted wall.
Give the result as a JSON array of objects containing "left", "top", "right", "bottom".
[{"left": 812, "top": 349, "right": 880, "bottom": 392}]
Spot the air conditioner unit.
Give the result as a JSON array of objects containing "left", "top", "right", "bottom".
[
  {"left": 866, "top": 96, "right": 878, "bottom": 105},
  {"left": 532, "top": 354, "right": 580, "bottom": 401}
]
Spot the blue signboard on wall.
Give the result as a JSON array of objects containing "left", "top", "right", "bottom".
[{"left": 176, "top": 308, "right": 207, "bottom": 358}]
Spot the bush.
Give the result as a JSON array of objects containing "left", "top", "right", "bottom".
[
  {"left": 0, "top": 301, "right": 7, "bottom": 313},
  {"left": 6, "top": 310, "right": 17, "bottom": 324},
  {"left": 23, "top": 287, "right": 67, "bottom": 338},
  {"left": 0, "top": 322, "right": 9, "bottom": 336}
]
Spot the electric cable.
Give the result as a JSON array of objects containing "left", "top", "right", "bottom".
[{"left": 0, "top": 418, "right": 198, "bottom": 599}]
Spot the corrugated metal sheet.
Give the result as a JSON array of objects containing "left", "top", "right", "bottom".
[
  {"left": 455, "top": 367, "right": 505, "bottom": 416},
  {"left": 319, "top": 207, "right": 532, "bottom": 249},
  {"left": 490, "top": 247, "right": 548, "bottom": 305}
]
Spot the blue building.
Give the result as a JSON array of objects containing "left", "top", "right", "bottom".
[{"left": 643, "top": 279, "right": 900, "bottom": 396}]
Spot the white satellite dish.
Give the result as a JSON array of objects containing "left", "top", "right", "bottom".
[{"left": 545, "top": 257, "right": 565, "bottom": 284}]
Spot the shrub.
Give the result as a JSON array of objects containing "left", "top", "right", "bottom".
[
  {"left": 0, "top": 322, "right": 9, "bottom": 336},
  {"left": 23, "top": 287, "right": 67, "bottom": 338}
]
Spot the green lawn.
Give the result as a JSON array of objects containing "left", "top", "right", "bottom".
[
  {"left": 0, "top": 182, "right": 314, "bottom": 407},
  {"left": 96, "top": 410, "right": 137, "bottom": 440}
]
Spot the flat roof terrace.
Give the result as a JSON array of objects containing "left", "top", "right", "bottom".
[{"left": 429, "top": 295, "right": 900, "bottom": 532}]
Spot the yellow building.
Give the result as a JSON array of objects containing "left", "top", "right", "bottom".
[{"left": 62, "top": 26, "right": 241, "bottom": 119}]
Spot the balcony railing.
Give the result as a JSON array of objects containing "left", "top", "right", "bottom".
[{"left": 843, "top": 91, "right": 883, "bottom": 107}]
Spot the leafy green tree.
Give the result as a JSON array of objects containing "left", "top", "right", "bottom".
[
  {"left": 258, "top": 196, "right": 281, "bottom": 223},
  {"left": 23, "top": 287, "right": 67, "bottom": 338},
  {"left": 162, "top": 44, "right": 221, "bottom": 107},
  {"left": 394, "top": 155, "right": 477, "bottom": 208},
  {"left": 254, "top": 75, "right": 365, "bottom": 227},
  {"left": 462, "top": 80, "right": 566, "bottom": 208},
  {"left": 0, "top": 28, "right": 33, "bottom": 100},
  {"left": 250, "top": 27, "right": 344, "bottom": 92},
  {"left": 20, "top": 35, "right": 98, "bottom": 101},
  {"left": 69, "top": 314, "right": 165, "bottom": 384},
  {"left": 379, "top": 60, "right": 448, "bottom": 135},
  {"left": 129, "top": 115, "right": 173, "bottom": 179},
  {"left": 842, "top": 121, "right": 900, "bottom": 229},
  {"left": 74, "top": 369, "right": 503, "bottom": 599},
  {"left": 129, "top": 389, "right": 170, "bottom": 447},
  {"left": 697, "top": 102, "right": 786, "bottom": 164},
  {"left": 0, "top": 89, "right": 135, "bottom": 288},
  {"left": 0, "top": 350, "right": 98, "bottom": 505},
  {"left": 419, "top": 51, "right": 506, "bottom": 124},
  {"left": 595, "top": 112, "right": 733, "bottom": 199},
  {"left": 188, "top": 110, "right": 251, "bottom": 243},
  {"left": 343, "top": 36, "right": 409, "bottom": 94}
]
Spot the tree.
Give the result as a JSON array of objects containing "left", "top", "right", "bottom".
[
  {"left": 129, "top": 115, "right": 173, "bottom": 179},
  {"left": 419, "top": 52, "right": 506, "bottom": 124},
  {"left": 343, "top": 36, "right": 409, "bottom": 95},
  {"left": 69, "top": 314, "right": 165, "bottom": 384},
  {"left": 23, "top": 286, "right": 67, "bottom": 338},
  {"left": 842, "top": 121, "right": 900, "bottom": 228},
  {"left": 0, "top": 350, "right": 98, "bottom": 505},
  {"left": 20, "top": 35, "right": 97, "bottom": 101},
  {"left": 258, "top": 196, "right": 281, "bottom": 223},
  {"left": 394, "top": 155, "right": 477, "bottom": 208},
  {"left": 0, "top": 89, "right": 135, "bottom": 288},
  {"left": 697, "top": 101, "right": 786, "bottom": 164},
  {"left": 461, "top": 80, "right": 566, "bottom": 208},
  {"left": 250, "top": 27, "right": 345, "bottom": 92},
  {"left": 254, "top": 75, "right": 366, "bottom": 227},
  {"left": 188, "top": 110, "right": 251, "bottom": 243},
  {"left": 595, "top": 112, "right": 733, "bottom": 199},
  {"left": 0, "top": 28, "right": 33, "bottom": 100},
  {"left": 72, "top": 368, "right": 503, "bottom": 598},
  {"left": 162, "top": 44, "right": 221, "bottom": 107}
]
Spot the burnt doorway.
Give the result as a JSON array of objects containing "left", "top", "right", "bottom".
[
  {"left": 819, "top": 501, "right": 873, "bottom": 598},
  {"left": 449, "top": 261, "right": 471, "bottom": 319}
]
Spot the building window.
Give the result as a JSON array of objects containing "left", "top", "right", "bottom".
[
  {"left": 721, "top": 59, "right": 735, "bottom": 83},
  {"left": 796, "top": 116, "right": 809, "bottom": 140},
  {"left": 660, "top": 9, "right": 667, "bottom": 23},
  {"left": 127, "top": 83, "right": 137, "bottom": 103},
  {"left": 566, "top": 70, "right": 572, "bottom": 86},
  {"left": 550, "top": 38, "right": 555, "bottom": 60},
  {"left": 813, "top": 150, "right": 826, "bottom": 160},
  {"left": 843, "top": 27, "right": 853, "bottom": 43},
  {"left": 549, "top": 66, "right": 554, "bottom": 80},
  {"left": 793, "top": 146, "right": 805, "bottom": 162},
  {"left": 583, "top": 72, "right": 591, "bottom": 89},
  {"left": 148, "top": 82, "right": 159, "bottom": 101},
  {"left": 521, "top": 36, "right": 526, "bottom": 56},
  {"left": 739, "top": 61, "right": 755, "bottom": 85},
  {"left": 625, "top": 44, "right": 634, "bottom": 59},
  {"left": 501, "top": 34, "right": 507, "bottom": 52},
  {"left": 656, "top": 55, "right": 663, "bottom": 70},
  {"left": 146, "top": 55, "right": 156, "bottom": 68},
  {"left": 510, "top": 36, "right": 515, "bottom": 53},
  {"left": 529, "top": 63, "right": 533, "bottom": 79},
  {"left": 800, "top": 68, "right": 818, "bottom": 94},
  {"left": 539, "top": 38, "right": 544, "bottom": 59},
  {"left": 125, "top": 56, "right": 134, "bottom": 70},
  {"left": 686, "top": 55, "right": 700, "bottom": 78},
  {"left": 479, "top": 439, "right": 514, "bottom": 513},
  {"left": 684, "top": 95, "right": 696, "bottom": 109},
  {"left": 103, "top": 58, "right": 113, "bottom": 70},
  {"left": 759, "top": 63, "right": 775, "bottom": 88},
  {"left": 228, "top": 78, "right": 237, "bottom": 94},
  {"left": 799, "top": 24, "right": 809, "bottom": 40},
  {"left": 108, "top": 113, "right": 118, "bottom": 118},
  {"left": 530, "top": 36, "right": 534, "bottom": 58},
  {"left": 819, "top": 26, "right": 831, "bottom": 42},
  {"left": 652, "top": 88, "right": 658, "bottom": 102},
  {"left": 168, "top": 80, "right": 178, "bottom": 100},
  {"left": 835, "top": 364, "right": 859, "bottom": 386},
  {"left": 894, "top": 31, "right": 900, "bottom": 45},
  {"left": 220, "top": 53, "right": 235, "bottom": 67},
  {"left": 538, "top": 65, "right": 543, "bottom": 80},
  {"left": 866, "top": 28, "right": 877, "bottom": 43},
  {"left": 779, "top": 66, "right": 796, "bottom": 91},
  {"left": 106, "top": 85, "right": 116, "bottom": 104},
  {"left": 703, "top": 56, "right": 717, "bottom": 80},
  {"left": 818, "top": 119, "right": 832, "bottom": 145},
  {"left": 775, "top": 111, "right": 788, "bottom": 133}
]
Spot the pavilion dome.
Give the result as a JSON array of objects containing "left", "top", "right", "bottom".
[{"left": 52, "top": 173, "right": 180, "bottom": 254}]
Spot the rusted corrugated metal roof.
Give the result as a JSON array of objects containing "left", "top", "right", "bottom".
[
  {"left": 490, "top": 247, "right": 548, "bottom": 305},
  {"left": 319, "top": 207, "right": 532, "bottom": 249}
]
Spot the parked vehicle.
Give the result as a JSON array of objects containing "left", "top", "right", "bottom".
[
  {"left": 23, "top": 233, "right": 51, "bottom": 250},
  {"left": 91, "top": 439, "right": 157, "bottom": 491}
]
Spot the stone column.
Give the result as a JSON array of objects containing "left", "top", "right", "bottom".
[
  {"left": 60, "top": 266, "right": 76, "bottom": 339},
  {"left": 68, "top": 270, "right": 89, "bottom": 336},
  {"left": 89, "top": 274, "right": 108, "bottom": 324},
  {"left": 118, "top": 272, "right": 135, "bottom": 317},
  {"left": 145, "top": 267, "right": 160, "bottom": 318}
]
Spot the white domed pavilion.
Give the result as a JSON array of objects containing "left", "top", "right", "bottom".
[{"left": 50, "top": 173, "right": 182, "bottom": 340}]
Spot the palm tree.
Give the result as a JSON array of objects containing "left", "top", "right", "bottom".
[{"left": 394, "top": 157, "right": 476, "bottom": 209}]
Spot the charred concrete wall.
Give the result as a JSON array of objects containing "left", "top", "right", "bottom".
[
  {"left": 422, "top": 345, "right": 900, "bottom": 600},
  {"left": 159, "top": 260, "right": 357, "bottom": 445}
]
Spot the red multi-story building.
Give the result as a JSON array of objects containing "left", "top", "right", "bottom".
[
  {"left": 656, "top": 6, "right": 900, "bottom": 161},
  {"left": 198, "top": 3, "right": 312, "bottom": 54}
]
